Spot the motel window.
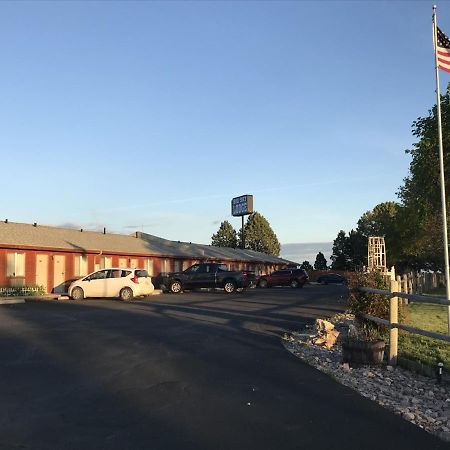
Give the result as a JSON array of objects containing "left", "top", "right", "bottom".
[
  {"left": 6, "top": 252, "right": 25, "bottom": 277},
  {"left": 100, "top": 256, "right": 112, "bottom": 269},
  {"left": 118, "top": 258, "right": 127, "bottom": 268},
  {"left": 74, "top": 255, "right": 88, "bottom": 277},
  {"left": 174, "top": 260, "right": 181, "bottom": 272},
  {"left": 161, "top": 259, "right": 169, "bottom": 273},
  {"left": 182, "top": 260, "right": 190, "bottom": 271},
  {"left": 145, "top": 259, "right": 154, "bottom": 276}
]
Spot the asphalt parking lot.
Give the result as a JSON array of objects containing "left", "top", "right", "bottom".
[{"left": 0, "top": 285, "right": 447, "bottom": 450}]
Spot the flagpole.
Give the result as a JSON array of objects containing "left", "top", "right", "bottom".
[{"left": 432, "top": 5, "right": 450, "bottom": 335}]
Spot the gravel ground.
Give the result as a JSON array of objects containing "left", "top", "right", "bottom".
[{"left": 282, "top": 317, "right": 450, "bottom": 443}]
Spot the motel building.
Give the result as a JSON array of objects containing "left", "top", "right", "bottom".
[{"left": 0, "top": 221, "right": 295, "bottom": 294}]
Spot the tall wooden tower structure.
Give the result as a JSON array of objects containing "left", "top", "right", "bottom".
[{"left": 368, "top": 237, "right": 387, "bottom": 273}]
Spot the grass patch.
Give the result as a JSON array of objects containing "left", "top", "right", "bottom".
[
  {"left": 424, "top": 286, "right": 447, "bottom": 297},
  {"left": 407, "top": 302, "right": 448, "bottom": 333},
  {"left": 399, "top": 301, "right": 450, "bottom": 371}
]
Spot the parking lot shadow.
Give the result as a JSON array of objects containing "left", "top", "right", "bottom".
[{"left": 0, "top": 287, "right": 445, "bottom": 450}]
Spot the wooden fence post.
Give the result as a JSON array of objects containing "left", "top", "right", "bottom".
[
  {"left": 396, "top": 275, "right": 403, "bottom": 305},
  {"left": 389, "top": 279, "right": 399, "bottom": 366},
  {"left": 402, "top": 273, "right": 407, "bottom": 294},
  {"left": 408, "top": 272, "right": 413, "bottom": 298},
  {"left": 424, "top": 272, "right": 430, "bottom": 292}
]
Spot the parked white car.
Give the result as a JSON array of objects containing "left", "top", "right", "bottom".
[{"left": 69, "top": 268, "right": 154, "bottom": 301}]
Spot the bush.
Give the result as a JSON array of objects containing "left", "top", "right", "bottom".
[
  {"left": 0, "top": 285, "right": 45, "bottom": 297},
  {"left": 347, "top": 272, "right": 390, "bottom": 341}
]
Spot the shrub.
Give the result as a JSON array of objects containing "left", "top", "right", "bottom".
[
  {"left": 0, "top": 285, "right": 45, "bottom": 297},
  {"left": 347, "top": 272, "right": 390, "bottom": 341}
]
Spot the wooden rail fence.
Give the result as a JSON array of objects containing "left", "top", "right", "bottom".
[
  {"left": 395, "top": 271, "right": 445, "bottom": 297},
  {"left": 359, "top": 280, "right": 450, "bottom": 366}
]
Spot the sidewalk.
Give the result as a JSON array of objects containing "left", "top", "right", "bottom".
[
  {"left": 0, "top": 290, "right": 163, "bottom": 304},
  {"left": 0, "top": 294, "right": 59, "bottom": 305}
]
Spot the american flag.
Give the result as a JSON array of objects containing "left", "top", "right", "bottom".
[{"left": 437, "top": 26, "right": 450, "bottom": 72}]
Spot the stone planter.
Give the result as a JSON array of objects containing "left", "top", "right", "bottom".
[{"left": 342, "top": 339, "right": 385, "bottom": 365}]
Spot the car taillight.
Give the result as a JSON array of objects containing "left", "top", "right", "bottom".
[{"left": 131, "top": 276, "right": 139, "bottom": 284}]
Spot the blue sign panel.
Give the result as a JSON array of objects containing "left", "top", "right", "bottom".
[{"left": 231, "top": 195, "right": 253, "bottom": 217}]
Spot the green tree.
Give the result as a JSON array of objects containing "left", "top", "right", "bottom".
[
  {"left": 396, "top": 87, "right": 450, "bottom": 270},
  {"left": 328, "top": 88, "right": 450, "bottom": 271},
  {"left": 239, "top": 212, "right": 281, "bottom": 256},
  {"left": 331, "top": 230, "right": 350, "bottom": 270},
  {"left": 398, "top": 88, "right": 450, "bottom": 217},
  {"left": 331, "top": 204, "right": 401, "bottom": 271},
  {"left": 347, "top": 229, "right": 366, "bottom": 270},
  {"left": 211, "top": 221, "right": 237, "bottom": 248},
  {"left": 352, "top": 202, "right": 401, "bottom": 269},
  {"left": 357, "top": 202, "right": 399, "bottom": 238},
  {"left": 327, "top": 86, "right": 450, "bottom": 271},
  {"left": 314, "top": 252, "right": 328, "bottom": 270},
  {"left": 301, "top": 260, "right": 314, "bottom": 272}
]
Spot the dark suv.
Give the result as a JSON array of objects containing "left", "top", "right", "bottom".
[{"left": 258, "top": 268, "right": 308, "bottom": 288}]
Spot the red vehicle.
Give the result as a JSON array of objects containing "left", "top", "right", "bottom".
[{"left": 258, "top": 268, "right": 308, "bottom": 289}]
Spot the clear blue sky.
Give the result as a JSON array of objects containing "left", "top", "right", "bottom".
[{"left": 1, "top": 1, "right": 448, "bottom": 245}]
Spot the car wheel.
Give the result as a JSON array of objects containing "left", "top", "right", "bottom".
[
  {"left": 169, "top": 280, "right": 182, "bottom": 294},
  {"left": 120, "top": 287, "right": 134, "bottom": 301},
  {"left": 290, "top": 279, "right": 299, "bottom": 288},
  {"left": 259, "top": 279, "right": 268, "bottom": 288},
  {"left": 71, "top": 287, "right": 84, "bottom": 301},
  {"left": 224, "top": 280, "right": 237, "bottom": 294}
]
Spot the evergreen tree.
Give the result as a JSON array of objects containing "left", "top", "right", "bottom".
[
  {"left": 301, "top": 261, "right": 314, "bottom": 272},
  {"left": 211, "top": 221, "right": 237, "bottom": 248},
  {"left": 314, "top": 252, "right": 328, "bottom": 270},
  {"left": 396, "top": 85, "right": 450, "bottom": 270},
  {"left": 239, "top": 212, "right": 281, "bottom": 256},
  {"left": 347, "top": 229, "right": 366, "bottom": 270},
  {"left": 331, "top": 230, "right": 350, "bottom": 270}
]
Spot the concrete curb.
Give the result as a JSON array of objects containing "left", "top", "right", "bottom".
[
  {"left": 0, "top": 295, "right": 59, "bottom": 303},
  {"left": 0, "top": 298, "right": 26, "bottom": 305}
]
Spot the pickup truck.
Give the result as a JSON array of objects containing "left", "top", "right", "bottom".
[{"left": 161, "top": 263, "right": 256, "bottom": 294}]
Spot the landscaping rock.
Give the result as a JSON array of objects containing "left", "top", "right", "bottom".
[
  {"left": 282, "top": 327, "right": 450, "bottom": 443},
  {"left": 312, "top": 319, "right": 340, "bottom": 349}
]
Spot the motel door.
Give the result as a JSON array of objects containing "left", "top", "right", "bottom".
[
  {"left": 130, "top": 258, "right": 138, "bottom": 268},
  {"left": 36, "top": 254, "right": 48, "bottom": 293},
  {"left": 53, "top": 255, "right": 66, "bottom": 293}
]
